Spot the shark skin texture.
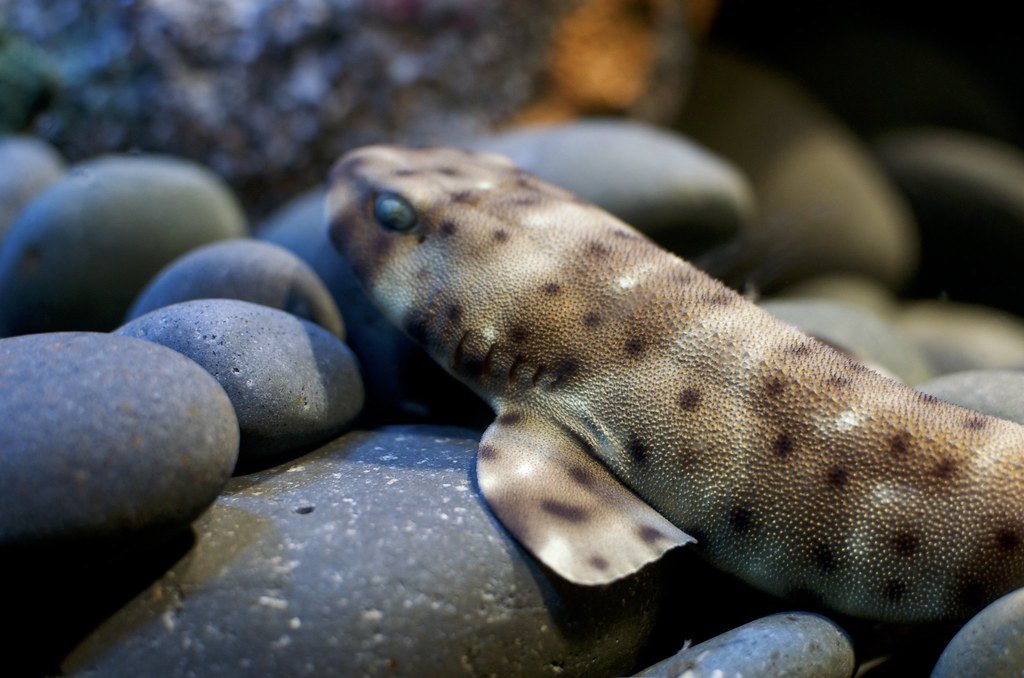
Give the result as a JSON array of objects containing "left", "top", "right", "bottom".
[{"left": 325, "top": 145, "right": 1024, "bottom": 623}]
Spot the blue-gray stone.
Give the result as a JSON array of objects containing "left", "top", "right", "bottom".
[
  {"left": 63, "top": 426, "right": 663, "bottom": 677},
  {"left": 678, "top": 49, "right": 918, "bottom": 290},
  {"left": 0, "top": 154, "right": 247, "bottom": 336},
  {"left": 635, "top": 613, "right": 854, "bottom": 678},
  {"left": 471, "top": 119, "right": 753, "bottom": 257},
  {"left": 876, "top": 129, "right": 1024, "bottom": 316},
  {"left": 258, "top": 188, "right": 492, "bottom": 428},
  {"left": 0, "top": 332, "right": 238, "bottom": 551},
  {"left": 933, "top": 587, "right": 1024, "bottom": 677},
  {"left": 916, "top": 370, "right": 1024, "bottom": 427},
  {"left": 760, "top": 298, "right": 933, "bottom": 385},
  {"left": 896, "top": 300, "right": 1024, "bottom": 375},
  {"left": 127, "top": 239, "right": 344, "bottom": 338},
  {"left": 116, "top": 299, "right": 363, "bottom": 459},
  {"left": 0, "top": 135, "right": 64, "bottom": 241}
]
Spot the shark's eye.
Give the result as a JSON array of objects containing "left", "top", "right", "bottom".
[{"left": 373, "top": 192, "right": 418, "bottom": 232}]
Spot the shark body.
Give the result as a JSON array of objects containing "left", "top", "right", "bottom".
[{"left": 326, "top": 145, "right": 1024, "bottom": 622}]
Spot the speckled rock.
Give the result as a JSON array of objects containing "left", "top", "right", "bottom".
[
  {"left": 127, "top": 239, "right": 344, "bottom": 338},
  {"left": 933, "top": 587, "right": 1024, "bottom": 677},
  {"left": 257, "top": 188, "right": 492, "bottom": 428},
  {"left": 678, "top": 49, "right": 918, "bottom": 291},
  {"left": 1, "top": 1, "right": 690, "bottom": 216},
  {"left": 116, "top": 299, "right": 362, "bottom": 459},
  {"left": 63, "top": 426, "right": 663, "bottom": 677},
  {"left": 0, "top": 135, "right": 64, "bottom": 239},
  {"left": 0, "top": 154, "right": 247, "bottom": 336},
  {"left": 895, "top": 301, "right": 1024, "bottom": 374},
  {"left": 0, "top": 332, "right": 238, "bottom": 552},
  {"left": 760, "top": 298, "right": 933, "bottom": 384},
  {"left": 876, "top": 129, "right": 1024, "bottom": 315},
  {"left": 470, "top": 119, "right": 753, "bottom": 257},
  {"left": 775, "top": 274, "right": 900, "bottom": 320},
  {"left": 635, "top": 612, "right": 854, "bottom": 678},
  {"left": 915, "top": 371, "right": 1024, "bottom": 427}
]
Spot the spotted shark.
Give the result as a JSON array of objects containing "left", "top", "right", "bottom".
[{"left": 325, "top": 145, "right": 1024, "bottom": 623}]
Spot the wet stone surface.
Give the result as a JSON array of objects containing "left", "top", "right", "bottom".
[
  {"left": 127, "top": 238, "right": 345, "bottom": 338},
  {"left": 0, "top": 154, "right": 247, "bottom": 336},
  {"left": 116, "top": 299, "right": 363, "bottom": 462},
  {"left": 63, "top": 426, "right": 664, "bottom": 677},
  {"left": 0, "top": 332, "right": 238, "bottom": 552}
]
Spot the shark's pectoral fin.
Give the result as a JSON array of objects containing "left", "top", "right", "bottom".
[{"left": 477, "top": 412, "right": 695, "bottom": 585}]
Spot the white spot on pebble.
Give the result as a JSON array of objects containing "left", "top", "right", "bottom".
[
  {"left": 289, "top": 617, "right": 302, "bottom": 630},
  {"left": 258, "top": 596, "right": 288, "bottom": 610},
  {"left": 362, "top": 608, "right": 384, "bottom": 622}
]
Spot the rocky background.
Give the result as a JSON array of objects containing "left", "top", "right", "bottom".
[{"left": 4, "top": 1, "right": 1024, "bottom": 676}]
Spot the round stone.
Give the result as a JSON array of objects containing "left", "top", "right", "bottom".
[
  {"left": 876, "top": 129, "right": 1024, "bottom": 315},
  {"left": 0, "top": 154, "right": 247, "bottom": 336},
  {"left": 0, "top": 332, "right": 238, "bottom": 551},
  {"left": 470, "top": 119, "right": 754, "bottom": 257},
  {"left": 678, "top": 50, "right": 918, "bottom": 290},
  {"left": 258, "top": 188, "right": 492, "bottom": 428},
  {"left": 62, "top": 426, "right": 663, "bottom": 676},
  {"left": 896, "top": 301, "right": 1024, "bottom": 375},
  {"left": 634, "top": 612, "right": 854, "bottom": 678},
  {"left": 127, "top": 239, "right": 344, "bottom": 338},
  {"left": 760, "top": 298, "right": 933, "bottom": 384},
  {"left": 116, "top": 299, "right": 363, "bottom": 459},
  {"left": 916, "top": 370, "right": 1024, "bottom": 427},
  {"left": 933, "top": 587, "right": 1024, "bottom": 677},
  {"left": 0, "top": 135, "right": 64, "bottom": 240},
  {"left": 775, "top": 274, "right": 900, "bottom": 320}
]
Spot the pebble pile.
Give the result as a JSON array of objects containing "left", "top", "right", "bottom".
[{"left": 4, "top": 18, "right": 1024, "bottom": 677}]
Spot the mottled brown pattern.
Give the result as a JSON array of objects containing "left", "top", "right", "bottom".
[{"left": 326, "top": 145, "right": 1024, "bottom": 623}]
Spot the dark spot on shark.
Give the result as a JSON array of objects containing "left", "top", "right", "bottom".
[
  {"left": 437, "top": 167, "right": 460, "bottom": 177},
  {"left": 883, "top": 579, "right": 906, "bottom": 603},
  {"left": 827, "top": 467, "right": 849, "bottom": 489},
  {"left": 763, "top": 375, "right": 786, "bottom": 399},
  {"left": 624, "top": 333, "right": 647, "bottom": 358},
  {"left": 638, "top": 525, "right": 666, "bottom": 544},
  {"left": 583, "top": 311, "right": 603, "bottom": 328},
  {"left": 997, "top": 527, "right": 1021, "bottom": 552},
  {"left": 919, "top": 392, "right": 942, "bottom": 406},
  {"left": 497, "top": 412, "right": 522, "bottom": 426},
  {"left": 493, "top": 229, "right": 509, "bottom": 243},
  {"left": 889, "top": 431, "right": 912, "bottom": 456},
  {"left": 393, "top": 168, "right": 419, "bottom": 177},
  {"left": 934, "top": 457, "right": 958, "bottom": 480},
  {"left": 586, "top": 241, "right": 611, "bottom": 258},
  {"left": 965, "top": 415, "right": 987, "bottom": 431},
  {"left": 728, "top": 505, "right": 752, "bottom": 534},
  {"left": 813, "top": 543, "right": 836, "bottom": 572},
  {"left": 439, "top": 220, "right": 457, "bottom": 237},
  {"left": 478, "top": 444, "right": 498, "bottom": 460},
  {"left": 509, "top": 324, "right": 530, "bottom": 344},
  {"left": 541, "top": 499, "right": 589, "bottom": 522},
  {"left": 549, "top": 359, "right": 580, "bottom": 388},
  {"left": 446, "top": 303, "right": 463, "bottom": 324},
  {"left": 542, "top": 282, "right": 561, "bottom": 296},
  {"left": 679, "top": 387, "right": 702, "bottom": 411},
  {"left": 773, "top": 433, "right": 793, "bottom": 458},
  {"left": 569, "top": 466, "right": 592, "bottom": 487},
  {"left": 404, "top": 311, "right": 431, "bottom": 343},
  {"left": 589, "top": 555, "right": 610, "bottom": 571},
  {"left": 452, "top": 191, "right": 479, "bottom": 205},
  {"left": 628, "top": 437, "right": 649, "bottom": 465},
  {"left": 891, "top": 531, "right": 919, "bottom": 556}
]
